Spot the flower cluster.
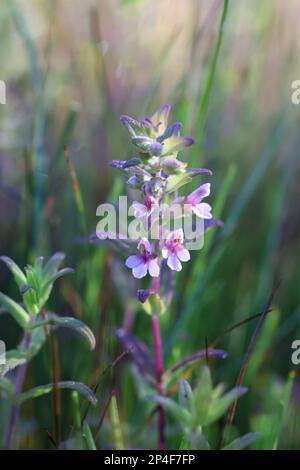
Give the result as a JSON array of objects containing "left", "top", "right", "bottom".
[{"left": 111, "top": 104, "right": 220, "bottom": 283}]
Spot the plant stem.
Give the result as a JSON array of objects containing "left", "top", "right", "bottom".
[
  {"left": 5, "top": 331, "right": 31, "bottom": 449},
  {"left": 151, "top": 313, "right": 166, "bottom": 450}
]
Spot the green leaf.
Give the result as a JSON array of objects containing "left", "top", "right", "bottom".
[
  {"left": 149, "top": 395, "right": 190, "bottom": 426},
  {"left": 42, "top": 252, "right": 65, "bottom": 280},
  {"left": 222, "top": 432, "right": 260, "bottom": 450},
  {"left": 23, "top": 266, "right": 40, "bottom": 314},
  {"left": 270, "top": 370, "right": 295, "bottom": 450},
  {"left": 18, "top": 381, "right": 98, "bottom": 406},
  {"left": 0, "top": 355, "right": 27, "bottom": 377},
  {"left": 178, "top": 379, "right": 194, "bottom": 413},
  {"left": 206, "top": 386, "right": 248, "bottom": 425},
  {"left": 109, "top": 394, "right": 124, "bottom": 450},
  {"left": 1, "top": 328, "right": 46, "bottom": 376},
  {"left": 193, "top": 366, "right": 214, "bottom": 425},
  {"left": 83, "top": 421, "right": 96, "bottom": 450},
  {"left": 0, "top": 377, "right": 15, "bottom": 399},
  {"left": 193, "top": 430, "right": 210, "bottom": 450},
  {"left": 0, "top": 256, "right": 27, "bottom": 287},
  {"left": 180, "top": 429, "right": 210, "bottom": 450},
  {"left": 0, "top": 292, "right": 30, "bottom": 328},
  {"left": 42, "top": 268, "right": 74, "bottom": 289},
  {"left": 29, "top": 313, "right": 96, "bottom": 350},
  {"left": 34, "top": 256, "right": 44, "bottom": 275},
  {"left": 165, "top": 174, "right": 192, "bottom": 193}
]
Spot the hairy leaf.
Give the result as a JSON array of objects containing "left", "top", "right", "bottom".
[
  {"left": 18, "top": 381, "right": 98, "bottom": 406},
  {"left": 0, "top": 292, "right": 30, "bottom": 328},
  {"left": 0, "top": 256, "right": 27, "bottom": 287},
  {"left": 30, "top": 313, "right": 96, "bottom": 350}
]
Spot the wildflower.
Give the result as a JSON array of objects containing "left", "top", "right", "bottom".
[
  {"left": 125, "top": 238, "right": 160, "bottom": 279},
  {"left": 132, "top": 182, "right": 155, "bottom": 217},
  {"left": 131, "top": 182, "right": 158, "bottom": 228},
  {"left": 104, "top": 103, "right": 221, "bottom": 282},
  {"left": 162, "top": 229, "right": 190, "bottom": 272},
  {"left": 186, "top": 183, "right": 212, "bottom": 219},
  {"left": 120, "top": 104, "right": 194, "bottom": 158}
]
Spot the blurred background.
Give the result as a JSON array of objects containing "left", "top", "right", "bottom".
[{"left": 1, "top": 0, "right": 300, "bottom": 449}]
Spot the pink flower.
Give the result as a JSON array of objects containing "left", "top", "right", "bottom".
[
  {"left": 131, "top": 182, "right": 158, "bottom": 228},
  {"left": 125, "top": 238, "right": 160, "bottom": 279},
  {"left": 162, "top": 229, "right": 190, "bottom": 272},
  {"left": 186, "top": 183, "right": 212, "bottom": 219},
  {"left": 132, "top": 196, "right": 156, "bottom": 219}
]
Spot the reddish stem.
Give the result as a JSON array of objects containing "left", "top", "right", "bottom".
[{"left": 151, "top": 314, "right": 166, "bottom": 450}]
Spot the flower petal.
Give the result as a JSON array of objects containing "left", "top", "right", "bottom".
[
  {"left": 204, "top": 218, "right": 224, "bottom": 232},
  {"left": 138, "top": 238, "right": 152, "bottom": 254},
  {"left": 173, "top": 228, "right": 184, "bottom": 242},
  {"left": 148, "top": 259, "right": 160, "bottom": 277},
  {"left": 167, "top": 254, "right": 182, "bottom": 272},
  {"left": 132, "top": 263, "right": 148, "bottom": 279},
  {"left": 132, "top": 201, "right": 148, "bottom": 218},
  {"left": 187, "top": 183, "right": 211, "bottom": 205},
  {"left": 161, "top": 247, "right": 169, "bottom": 259},
  {"left": 125, "top": 255, "right": 142, "bottom": 268},
  {"left": 176, "top": 247, "right": 190, "bottom": 262},
  {"left": 193, "top": 203, "right": 212, "bottom": 219}
]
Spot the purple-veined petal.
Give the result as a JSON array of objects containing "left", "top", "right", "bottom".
[
  {"left": 161, "top": 247, "right": 169, "bottom": 259},
  {"left": 132, "top": 263, "right": 148, "bottom": 279},
  {"left": 176, "top": 247, "right": 190, "bottom": 262},
  {"left": 125, "top": 255, "right": 142, "bottom": 269},
  {"left": 187, "top": 183, "right": 211, "bottom": 205},
  {"left": 167, "top": 254, "right": 182, "bottom": 272},
  {"left": 132, "top": 201, "right": 148, "bottom": 218},
  {"left": 138, "top": 238, "right": 152, "bottom": 254},
  {"left": 172, "top": 228, "right": 184, "bottom": 242},
  {"left": 165, "top": 228, "right": 183, "bottom": 244},
  {"left": 193, "top": 202, "right": 212, "bottom": 219},
  {"left": 148, "top": 259, "right": 160, "bottom": 277}
]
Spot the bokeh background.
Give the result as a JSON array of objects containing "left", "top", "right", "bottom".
[{"left": 1, "top": 0, "right": 300, "bottom": 449}]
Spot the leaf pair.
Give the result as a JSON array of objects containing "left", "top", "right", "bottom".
[
  {"left": 149, "top": 366, "right": 256, "bottom": 450},
  {"left": 0, "top": 253, "right": 74, "bottom": 318}
]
